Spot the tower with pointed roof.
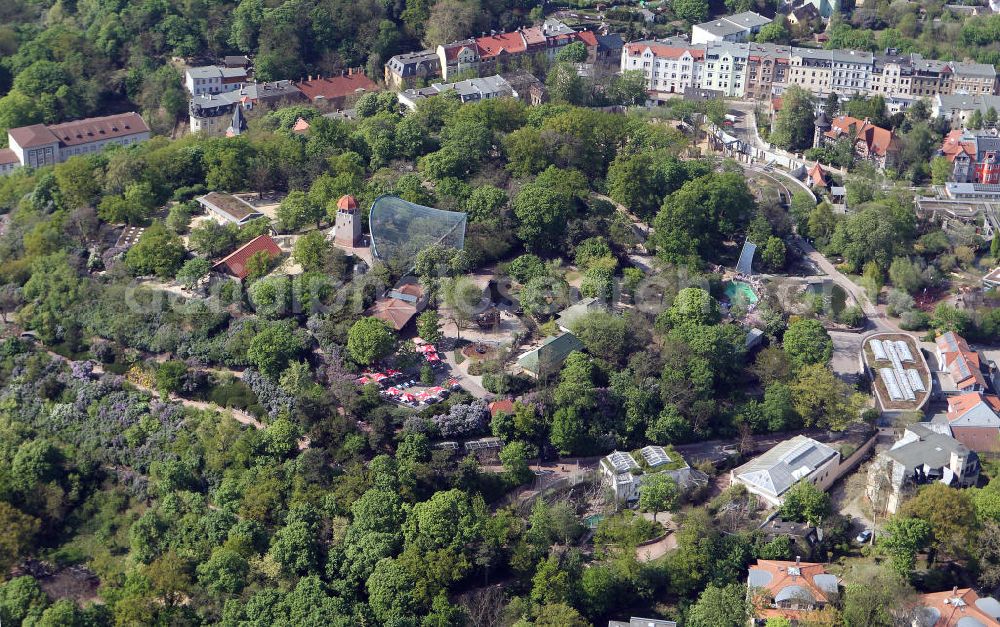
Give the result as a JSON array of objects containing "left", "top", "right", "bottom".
[{"left": 334, "top": 194, "right": 363, "bottom": 248}]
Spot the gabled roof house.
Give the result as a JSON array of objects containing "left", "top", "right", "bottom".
[
  {"left": 213, "top": 235, "right": 282, "bottom": 279},
  {"left": 937, "top": 332, "right": 988, "bottom": 392}
]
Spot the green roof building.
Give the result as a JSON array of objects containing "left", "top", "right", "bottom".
[{"left": 516, "top": 332, "right": 584, "bottom": 378}]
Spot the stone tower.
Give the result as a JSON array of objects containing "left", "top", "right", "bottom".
[
  {"left": 334, "top": 194, "right": 363, "bottom": 248},
  {"left": 814, "top": 111, "right": 831, "bottom": 149}
]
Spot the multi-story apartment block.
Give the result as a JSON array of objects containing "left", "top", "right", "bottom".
[
  {"left": 0, "top": 112, "right": 150, "bottom": 173},
  {"left": 618, "top": 36, "right": 996, "bottom": 109},
  {"left": 934, "top": 93, "right": 1000, "bottom": 128},
  {"left": 950, "top": 60, "right": 999, "bottom": 96},
  {"left": 911, "top": 55, "right": 951, "bottom": 98},
  {"left": 620, "top": 41, "right": 704, "bottom": 95},
  {"left": 745, "top": 43, "right": 791, "bottom": 100},
  {"left": 786, "top": 47, "right": 832, "bottom": 94},
  {"left": 432, "top": 19, "right": 597, "bottom": 81},
  {"left": 703, "top": 42, "right": 750, "bottom": 97},
  {"left": 189, "top": 81, "right": 303, "bottom": 136},
  {"left": 828, "top": 49, "right": 873, "bottom": 95},
  {"left": 438, "top": 39, "right": 481, "bottom": 81},
  {"left": 869, "top": 52, "right": 913, "bottom": 98}
]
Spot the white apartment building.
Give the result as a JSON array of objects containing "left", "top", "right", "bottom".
[
  {"left": 828, "top": 49, "right": 873, "bottom": 96},
  {"left": 621, "top": 42, "right": 704, "bottom": 94},
  {"left": 703, "top": 42, "right": 750, "bottom": 97},
  {"left": 184, "top": 66, "right": 249, "bottom": 96}
]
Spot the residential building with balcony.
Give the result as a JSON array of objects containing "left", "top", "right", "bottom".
[
  {"left": 703, "top": 41, "right": 750, "bottom": 97},
  {"left": 621, "top": 41, "right": 704, "bottom": 95},
  {"left": 867, "top": 423, "right": 979, "bottom": 514}
]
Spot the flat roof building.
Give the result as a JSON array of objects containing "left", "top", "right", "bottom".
[{"left": 691, "top": 11, "right": 772, "bottom": 45}]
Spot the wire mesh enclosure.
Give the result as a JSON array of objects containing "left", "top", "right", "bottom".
[{"left": 369, "top": 195, "right": 467, "bottom": 268}]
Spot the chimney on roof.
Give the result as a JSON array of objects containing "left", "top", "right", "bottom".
[{"left": 953, "top": 586, "right": 960, "bottom": 597}]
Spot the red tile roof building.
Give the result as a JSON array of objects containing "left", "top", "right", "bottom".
[
  {"left": 434, "top": 20, "right": 598, "bottom": 80},
  {"left": 5, "top": 112, "right": 150, "bottom": 172},
  {"left": 295, "top": 71, "right": 379, "bottom": 109},
  {"left": 937, "top": 332, "right": 988, "bottom": 392},
  {"left": 213, "top": 235, "right": 282, "bottom": 279},
  {"left": 942, "top": 392, "right": 1000, "bottom": 452},
  {"left": 823, "top": 115, "right": 901, "bottom": 169},
  {"left": 938, "top": 129, "right": 1000, "bottom": 185},
  {"left": 489, "top": 399, "right": 515, "bottom": 417},
  {"left": 916, "top": 588, "right": 1000, "bottom": 626},
  {"left": 746, "top": 559, "right": 840, "bottom": 622},
  {"left": 808, "top": 162, "right": 829, "bottom": 188},
  {"left": 620, "top": 42, "right": 705, "bottom": 95}
]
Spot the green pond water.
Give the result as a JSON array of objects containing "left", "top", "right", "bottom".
[{"left": 724, "top": 281, "right": 759, "bottom": 305}]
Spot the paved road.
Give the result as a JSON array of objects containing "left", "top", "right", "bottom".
[{"left": 441, "top": 346, "right": 489, "bottom": 399}]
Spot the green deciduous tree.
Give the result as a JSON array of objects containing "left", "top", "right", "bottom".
[
  {"left": 791, "top": 363, "right": 868, "bottom": 430},
  {"left": 125, "top": 222, "right": 186, "bottom": 278},
  {"left": 783, "top": 318, "right": 833, "bottom": 368},
  {"left": 687, "top": 583, "right": 750, "bottom": 627},
  {"left": 770, "top": 85, "right": 815, "bottom": 151},
  {"left": 900, "top": 482, "right": 979, "bottom": 562},
  {"left": 778, "top": 480, "right": 831, "bottom": 525},
  {"left": 416, "top": 309, "right": 442, "bottom": 344},
  {"left": 247, "top": 322, "right": 305, "bottom": 378},
  {"left": 0, "top": 503, "right": 40, "bottom": 574},
  {"left": 880, "top": 517, "right": 932, "bottom": 575},
  {"left": 638, "top": 473, "right": 679, "bottom": 522},
  {"left": 277, "top": 190, "right": 323, "bottom": 232},
  {"left": 347, "top": 317, "right": 396, "bottom": 366},
  {"left": 673, "top": 0, "right": 709, "bottom": 22}
]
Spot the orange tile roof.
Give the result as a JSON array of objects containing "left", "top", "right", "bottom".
[
  {"left": 213, "top": 235, "right": 282, "bottom": 279},
  {"left": 475, "top": 32, "right": 527, "bottom": 58},
  {"left": 918, "top": 588, "right": 1000, "bottom": 626},
  {"left": 295, "top": 73, "right": 378, "bottom": 101},
  {"left": 489, "top": 399, "right": 515, "bottom": 416},
  {"left": 575, "top": 31, "right": 598, "bottom": 47},
  {"left": 809, "top": 163, "right": 829, "bottom": 187},
  {"left": 0, "top": 148, "right": 18, "bottom": 165},
  {"left": 624, "top": 43, "right": 705, "bottom": 60},
  {"left": 367, "top": 298, "right": 418, "bottom": 331},
  {"left": 748, "top": 560, "right": 839, "bottom": 620},
  {"left": 938, "top": 332, "right": 987, "bottom": 391},
  {"left": 940, "top": 129, "right": 977, "bottom": 163},
  {"left": 948, "top": 392, "right": 1000, "bottom": 421},
  {"left": 825, "top": 115, "right": 899, "bottom": 158}
]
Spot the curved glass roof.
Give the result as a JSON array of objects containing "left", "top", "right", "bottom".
[
  {"left": 369, "top": 195, "right": 467, "bottom": 268},
  {"left": 774, "top": 585, "right": 815, "bottom": 604}
]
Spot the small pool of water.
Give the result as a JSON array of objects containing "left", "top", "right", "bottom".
[{"left": 724, "top": 281, "right": 759, "bottom": 305}]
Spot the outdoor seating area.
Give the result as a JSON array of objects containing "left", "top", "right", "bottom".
[{"left": 354, "top": 353, "right": 462, "bottom": 407}]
